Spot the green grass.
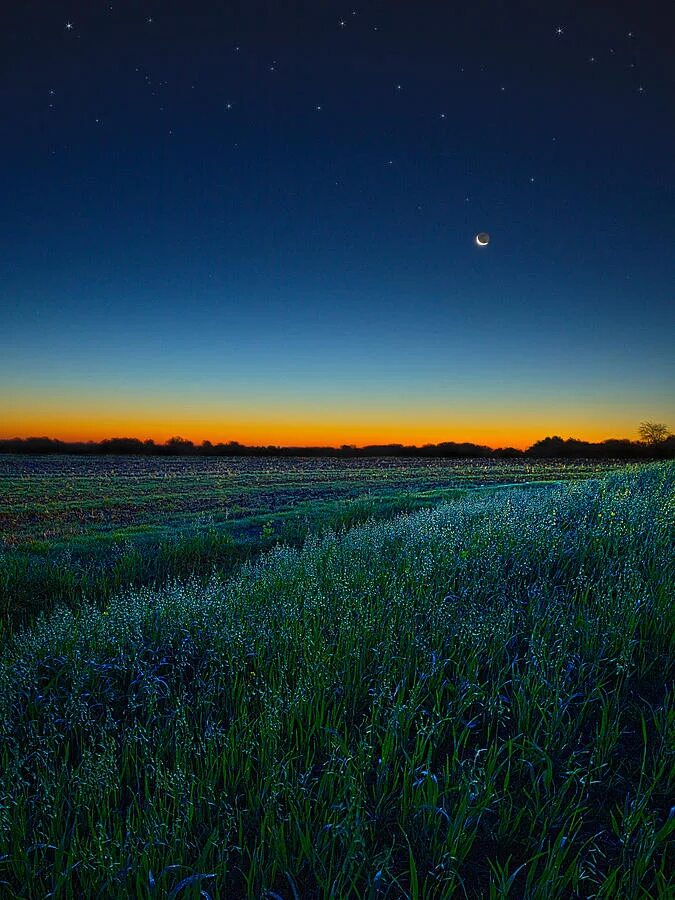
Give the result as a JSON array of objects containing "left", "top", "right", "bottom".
[
  {"left": 0, "top": 526, "right": 249, "bottom": 638},
  {"left": 0, "top": 455, "right": 623, "bottom": 633},
  {"left": 0, "top": 463, "right": 673, "bottom": 897},
  {"left": 0, "top": 490, "right": 445, "bottom": 633}
]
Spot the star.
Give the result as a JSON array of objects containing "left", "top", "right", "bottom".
[
  {"left": 530, "top": 176, "right": 535, "bottom": 183},
  {"left": 49, "top": 89, "right": 55, "bottom": 96},
  {"left": 65, "top": 22, "right": 74, "bottom": 31},
  {"left": 589, "top": 56, "right": 596, "bottom": 63},
  {"left": 147, "top": 17, "right": 153, "bottom": 25},
  {"left": 339, "top": 20, "right": 346, "bottom": 28},
  {"left": 316, "top": 105, "right": 322, "bottom": 111},
  {"left": 440, "top": 113, "right": 446, "bottom": 119},
  {"left": 556, "top": 27, "right": 564, "bottom": 36},
  {"left": 396, "top": 84, "right": 402, "bottom": 91},
  {"left": 638, "top": 85, "right": 645, "bottom": 93},
  {"left": 226, "top": 103, "right": 232, "bottom": 110}
]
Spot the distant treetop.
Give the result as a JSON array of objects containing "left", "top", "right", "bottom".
[
  {"left": 638, "top": 422, "right": 671, "bottom": 446},
  {"left": 0, "top": 431, "right": 673, "bottom": 460}
]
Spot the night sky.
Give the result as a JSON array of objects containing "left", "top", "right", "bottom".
[{"left": 2, "top": 1, "right": 674, "bottom": 448}]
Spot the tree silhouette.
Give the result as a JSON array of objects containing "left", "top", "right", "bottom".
[{"left": 638, "top": 422, "right": 671, "bottom": 446}]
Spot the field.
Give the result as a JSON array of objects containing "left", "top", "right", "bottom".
[
  {"left": 0, "top": 455, "right": 618, "bottom": 633},
  {"left": 0, "top": 458, "right": 673, "bottom": 897}
]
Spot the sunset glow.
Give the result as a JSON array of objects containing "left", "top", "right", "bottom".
[{"left": 2, "top": 385, "right": 670, "bottom": 450}]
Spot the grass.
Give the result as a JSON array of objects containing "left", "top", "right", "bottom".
[
  {"left": 0, "top": 489, "right": 460, "bottom": 634},
  {"left": 0, "top": 525, "right": 248, "bottom": 637},
  {"left": 0, "top": 462, "right": 673, "bottom": 897},
  {"left": 0, "top": 455, "right": 622, "bottom": 633}
]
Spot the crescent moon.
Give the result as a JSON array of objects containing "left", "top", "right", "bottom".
[{"left": 475, "top": 232, "right": 490, "bottom": 247}]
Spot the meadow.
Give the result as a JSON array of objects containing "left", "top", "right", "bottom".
[
  {"left": 0, "top": 458, "right": 673, "bottom": 897},
  {"left": 0, "top": 455, "right": 617, "bottom": 634}
]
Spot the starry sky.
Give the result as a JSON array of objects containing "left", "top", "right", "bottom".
[{"left": 2, "top": 1, "right": 674, "bottom": 448}]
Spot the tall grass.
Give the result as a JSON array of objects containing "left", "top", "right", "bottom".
[
  {"left": 0, "top": 464, "right": 673, "bottom": 897},
  {"left": 0, "top": 527, "right": 248, "bottom": 636},
  {"left": 1, "top": 489, "right": 468, "bottom": 634}
]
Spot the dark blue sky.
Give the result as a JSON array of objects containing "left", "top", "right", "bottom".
[{"left": 2, "top": 1, "right": 673, "bottom": 446}]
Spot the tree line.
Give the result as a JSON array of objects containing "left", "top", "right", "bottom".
[{"left": 0, "top": 423, "right": 672, "bottom": 459}]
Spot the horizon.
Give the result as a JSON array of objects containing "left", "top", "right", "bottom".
[
  {"left": 2, "top": 399, "right": 670, "bottom": 451},
  {"left": 0, "top": 426, "right": 656, "bottom": 453}
]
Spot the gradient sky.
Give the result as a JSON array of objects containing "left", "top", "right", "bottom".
[{"left": 2, "top": 1, "right": 673, "bottom": 448}]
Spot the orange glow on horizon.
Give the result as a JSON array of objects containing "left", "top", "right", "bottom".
[
  {"left": 0, "top": 416, "right": 639, "bottom": 452},
  {"left": 1, "top": 387, "right": 656, "bottom": 451}
]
